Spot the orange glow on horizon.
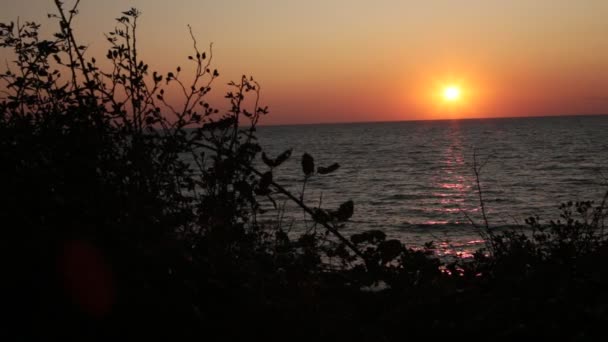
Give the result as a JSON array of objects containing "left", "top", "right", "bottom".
[
  {"left": 1, "top": 0, "right": 608, "bottom": 124},
  {"left": 404, "top": 72, "right": 487, "bottom": 120}
]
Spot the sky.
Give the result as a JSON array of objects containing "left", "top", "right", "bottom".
[{"left": 1, "top": 0, "right": 607, "bottom": 125}]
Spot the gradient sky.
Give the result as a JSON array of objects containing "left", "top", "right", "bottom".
[{"left": 1, "top": 0, "right": 607, "bottom": 125}]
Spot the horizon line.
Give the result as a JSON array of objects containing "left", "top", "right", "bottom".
[{"left": 258, "top": 113, "right": 608, "bottom": 127}]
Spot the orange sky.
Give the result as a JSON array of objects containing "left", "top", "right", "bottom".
[{"left": 2, "top": 0, "right": 608, "bottom": 125}]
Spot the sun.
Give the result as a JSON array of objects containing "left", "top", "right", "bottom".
[{"left": 443, "top": 86, "right": 461, "bottom": 101}]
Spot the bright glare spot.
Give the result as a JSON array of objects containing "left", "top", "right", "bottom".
[{"left": 443, "top": 86, "right": 461, "bottom": 101}]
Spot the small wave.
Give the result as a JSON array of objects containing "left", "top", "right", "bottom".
[
  {"left": 535, "top": 164, "right": 570, "bottom": 171},
  {"left": 559, "top": 178, "right": 597, "bottom": 185},
  {"left": 399, "top": 222, "right": 523, "bottom": 231},
  {"left": 380, "top": 193, "right": 425, "bottom": 201}
]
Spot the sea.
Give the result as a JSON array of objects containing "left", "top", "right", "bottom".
[{"left": 255, "top": 115, "right": 608, "bottom": 257}]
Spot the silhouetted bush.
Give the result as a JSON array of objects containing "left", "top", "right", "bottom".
[{"left": 2, "top": 2, "right": 608, "bottom": 340}]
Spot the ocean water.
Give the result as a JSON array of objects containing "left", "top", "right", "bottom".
[{"left": 255, "top": 115, "right": 608, "bottom": 255}]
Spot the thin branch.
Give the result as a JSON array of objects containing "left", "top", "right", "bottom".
[
  {"left": 473, "top": 149, "right": 490, "bottom": 231},
  {"left": 54, "top": 0, "right": 95, "bottom": 100}
]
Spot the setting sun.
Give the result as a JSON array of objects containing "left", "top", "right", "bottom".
[{"left": 443, "top": 86, "right": 461, "bottom": 101}]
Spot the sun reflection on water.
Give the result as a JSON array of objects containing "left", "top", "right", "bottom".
[
  {"left": 424, "top": 124, "right": 488, "bottom": 257},
  {"left": 430, "top": 123, "right": 475, "bottom": 224}
]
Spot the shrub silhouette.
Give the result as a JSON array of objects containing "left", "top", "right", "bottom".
[
  {"left": 0, "top": 2, "right": 376, "bottom": 338},
  {"left": 2, "top": 2, "right": 608, "bottom": 340}
]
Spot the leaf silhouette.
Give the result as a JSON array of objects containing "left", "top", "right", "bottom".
[
  {"left": 312, "top": 208, "right": 332, "bottom": 224},
  {"left": 301, "top": 153, "right": 314, "bottom": 176},
  {"left": 255, "top": 171, "right": 273, "bottom": 195},
  {"left": 317, "top": 163, "right": 340, "bottom": 175},
  {"left": 261, "top": 149, "right": 292, "bottom": 168},
  {"left": 261, "top": 152, "right": 274, "bottom": 167},
  {"left": 274, "top": 148, "right": 292, "bottom": 167},
  {"left": 378, "top": 240, "right": 403, "bottom": 264},
  {"left": 332, "top": 200, "right": 354, "bottom": 222}
]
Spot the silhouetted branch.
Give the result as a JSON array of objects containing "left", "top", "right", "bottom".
[
  {"left": 190, "top": 140, "right": 368, "bottom": 264},
  {"left": 473, "top": 149, "right": 490, "bottom": 231}
]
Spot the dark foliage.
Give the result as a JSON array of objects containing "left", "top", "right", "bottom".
[{"left": 2, "top": 3, "right": 608, "bottom": 340}]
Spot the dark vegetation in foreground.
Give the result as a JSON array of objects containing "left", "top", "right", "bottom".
[{"left": 2, "top": 3, "right": 608, "bottom": 340}]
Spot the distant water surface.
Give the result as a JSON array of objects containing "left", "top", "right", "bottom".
[{"left": 255, "top": 115, "right": 608, "bottom": 255}]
